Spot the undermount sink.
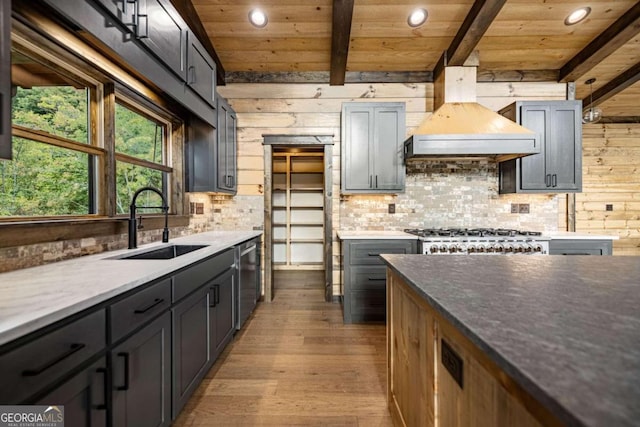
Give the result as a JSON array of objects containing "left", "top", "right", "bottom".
[{"left": 118, "top": 244, "right": 209, "bottom": 260}]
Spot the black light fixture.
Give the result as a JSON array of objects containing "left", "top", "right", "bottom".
[
  {"left": 408, "top": 8, "right": 428, "bottom": 28},
  {"left": 582, "top": 78, "right": 602, "bottom": 124},
  {"left": 249, "top": 8, "right": 268, "bottom": 28},
  {"left": 564, "top": 7, "right": 591, "bottom": 25}
]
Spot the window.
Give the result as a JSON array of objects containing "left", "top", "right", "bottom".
[
  {"left": 1, "top": 35, "right": 180, "bottom": 221},
  {"left": 114, "top": 100, "right": 171, "bottom": 215},
  {"left": 1, "top": 47, "right": 99, "bottom": 217}
]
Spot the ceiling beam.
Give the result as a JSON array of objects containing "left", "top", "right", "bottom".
[
  {"left": 598, "top": 116, "right": 640, "bottom": 124},
  {"left": 330, "top": 0, "right": 355, "bottom": 86},
  {"left": 559, "top": 2, "right": 640, "bottom": 83},
  {"left": 582, "top": 61, "right": 640, "bottom": 109},
  {"left": 169, "top": 0, "right": 226, "bottom": 86},
  {"left": 433, "top": 0, "right": 507, "bottom": 80}
]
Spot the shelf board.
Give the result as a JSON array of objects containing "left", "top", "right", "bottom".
[
  {"left": 290, "top": 206, "right": 323, "bottom": 210},
  {"left": 291, "top": 223, "right": 324, "bottom": 227},
  {"left": 290, "top": 239, "right": 323, "bottom": 244},
  {"left": 290, "top": 187, "right": 323, "bottom": 191}
]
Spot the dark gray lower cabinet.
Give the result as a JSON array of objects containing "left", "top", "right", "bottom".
[
  {"left": 342, "top": 239, "right": 418, "bottom": 323},
  {"left": 209, "top": 267, "right": 235, "bottom": 362},
  {"left": 549, "top": 239, "right": 613, "bottom": 255},
  {"left": 37, "top": 357, "right": 107, "bottom": 427},
  {"left": 112, "top": 312, "right": 172, "bottom": 427},
  {"left": 172, "top": 285, "right": 210, "bottom": 417}
]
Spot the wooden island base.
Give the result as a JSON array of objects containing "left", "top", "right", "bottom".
[{"left": 386, "top": 269, "right": 563, "bottom": 427}]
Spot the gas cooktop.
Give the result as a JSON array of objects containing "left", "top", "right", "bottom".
[{"left": 404, "top": 228, "right": 543, "bottom": 238}]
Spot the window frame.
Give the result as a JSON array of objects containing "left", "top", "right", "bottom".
[{"left": 0, "top": 15, "right": 188, "bottom": 239}]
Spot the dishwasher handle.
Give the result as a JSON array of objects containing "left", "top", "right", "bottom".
[{"left": 241, "top": 244, "right": 256, "bottom": 256}]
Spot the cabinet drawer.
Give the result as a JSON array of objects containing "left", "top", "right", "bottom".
[
  {"left": 350, "top": 290, "right": 386, "bottom": 322},
  {"left": 110, "top": 278, "right": 172, "bottom": 343},
  {"left": 173, "top": 248, "right": 235, "bottom": 302},
  {"left": 349, "top": 266, "right": 387, "bottom": 290},
  {"left": 0, "top": 309, "right": 106, "bottom": 404},
  {"left": 348, "top": 241, "right": 415, "bottom": 265}
]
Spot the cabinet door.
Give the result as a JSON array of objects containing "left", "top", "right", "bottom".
[
  {"left": 209, "top": 268, "right": 235, "bottom": 362},
  {"left": 547, "top": 102, "right": 581, "bottom": 191},
  {"left": 172, "top": 285, "right": 210, "bottom": 417},
  {"left": 37, "top": 358, "right": 107, "bottom": 427},
  {"left": 342, "top": 105, "right": 373, "bottom": 191},
  {"left": 519, "top": 104, "right": 550, "bottom": 190},
  {"left": 0, "top": 0, "right": 11, "bottom": 159},
  {"left": 136, "top": 0, "right": 186, "bottom": 79},
  {"left": 187, "top": 115, "right": 216, "bottom": 192},
  {"left": 187, "top": 33, "right": 216, "bottom": 107},
  {"left": 372, "top": 106, "right": 405, "bottom": 191},
  {"left": 112, "top": 312, "right": 171, "bottom": 427},
  {"left": 216, "top": 97, "right": 237, "bottom": 193}
]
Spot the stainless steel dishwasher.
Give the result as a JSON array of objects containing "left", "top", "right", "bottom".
[{"left": 236, "top": 239, "right": 259, "bottom": 330}]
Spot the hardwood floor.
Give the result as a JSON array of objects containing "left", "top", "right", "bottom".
[{"left": 173, "top": 270, "right": 392, "bottom": 426}]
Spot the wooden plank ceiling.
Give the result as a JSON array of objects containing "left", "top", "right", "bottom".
[{"left": 185, "top": 0, "right": 640, "bottom": 119}]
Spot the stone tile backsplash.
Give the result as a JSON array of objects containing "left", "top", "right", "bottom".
[{"left": 339, "top": 160, "right": 560, "bottom": 232}]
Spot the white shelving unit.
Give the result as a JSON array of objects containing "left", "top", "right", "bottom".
[{"left": 272, "top": 150, "right": 324, "bottom": 269}]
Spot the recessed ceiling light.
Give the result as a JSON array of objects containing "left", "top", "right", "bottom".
[
  {"left": 249, "top": 8, "right": 268, "bottom": 28},
  {"left": 564, "top": 7, "right": 591, "bottom": 25},
  {"left": 408, "top": 8, "right": 428, "bottom": 28}
]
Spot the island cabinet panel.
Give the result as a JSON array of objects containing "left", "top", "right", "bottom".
[
  {"left": 112, "top": 311, "right": 172, "bottom": 427},
  {"left": 341, "top": 102, "right": 406, "bottom": 193},
  {"left": 0, "top": 0, "right": 11, "bottom": 159},
  {"left": 549, "top": 239, "right": 612, "bottom": 255},
  {"left": 342, "top": 239, "right": 417, "bottom": 323},
  {"left": 387, "top": 274, "right": 435, "bottom": 427},
  {"left": 387, "top": 270, "right": 562, "bottom": 427},
  {"left": 37, "top": 357, "right": 107, "bottom": 427},
  {"left": 499, "top": 101, "right": 582, "bottom": 194}
]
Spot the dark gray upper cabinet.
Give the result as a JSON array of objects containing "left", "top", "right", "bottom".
[
  {"left": 37, "top": 357, "right": 107, "bottom": 427},
  {"left": 112, "top": 311, "right": 172, "bottom": 427},
  {"left": 186, "top": 114, "right": 216, "bottom": 193},
  {"left": 0, "top": 0, "right": 11, "bottom": 159},
  {"left": 136, "top": 0, "right": 187, "bottom": 79},
  {"left": 341, "top": 102, "right": 406, "bottom": 193},
  {"left": 499, "top": 101, "right": 582, "bottom": 193},
  {"left": 187, "top": 32, "right": 216, "bottom": 107},
  {"left": 216, "top": 95, "right": 237, "bottom": 194},
  {"left": 208, "top": 267, "right": 235, "bottom": 363}
]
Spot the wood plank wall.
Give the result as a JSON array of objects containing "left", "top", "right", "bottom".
[
  {"left": 577, "top": 124, "right": 640, "bottom": 255},
  {"left": 217, "top": 82, "right": 567, "bottom": 293}
]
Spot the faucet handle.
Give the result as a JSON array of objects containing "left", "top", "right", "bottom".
[{"left": 137, "top": 215, "right": 144, "bottom": 230}]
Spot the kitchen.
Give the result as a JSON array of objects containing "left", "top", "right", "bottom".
[{"left": 1, "top": 0, "right": 639, "bottom": 426}]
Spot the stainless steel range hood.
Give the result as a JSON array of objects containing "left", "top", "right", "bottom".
[{"left": 404, "top": 66, "right": 539, "bottom": 162}]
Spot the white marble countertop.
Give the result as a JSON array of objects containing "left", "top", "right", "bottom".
[
  {"left": 337, "top": 230, "right": 417, "bottom": 240},
  {"left": 0, "top": 230, "right": 262, "bottom": 347},
  {"left": 545, "top": 232, "right": 619, "bottom": 240}
]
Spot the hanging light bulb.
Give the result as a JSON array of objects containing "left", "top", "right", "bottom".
[{"left": 582, "top": 78, "right": 602, "bottom": 124}]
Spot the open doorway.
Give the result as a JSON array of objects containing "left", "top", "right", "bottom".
[{"left": 263, "top": 135, "right": 333, "bottom": 302}]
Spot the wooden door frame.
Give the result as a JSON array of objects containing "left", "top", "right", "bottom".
[{"left": 263, "top": 135, "right": 334, "bottom": 302}]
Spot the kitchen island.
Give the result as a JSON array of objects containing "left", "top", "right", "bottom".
[{"left": 382, "top": 254, "right": 640, "bottom": 427}]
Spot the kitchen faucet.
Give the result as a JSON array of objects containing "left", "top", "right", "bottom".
[{"left": 128, "top": 186, "right": 169, "bottom": 249}]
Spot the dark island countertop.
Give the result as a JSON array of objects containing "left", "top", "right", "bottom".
[{"left": 381, "top": 255, "right": 640, "bottom": 427}]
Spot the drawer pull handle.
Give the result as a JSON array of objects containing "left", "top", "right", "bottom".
[
  {"left": 367, "top": 277, "right": 385, "bottom": 281},
  {"left": 134, "top": 298, "right": 164, "bottom": 314},
  {"left": 367, "top": 253, "right": 380, "bottom": 256},
  {"left": 209, "top": 285, "right": 220, "bottom": 307},
  {"left": 117, "top": 352, "right": 130, "bottom": 391},
  {"left": 95, "top": 367, "right": 108, "bottom": 410},
  {"left": 22, "top": 343, "right": 86, "bottom": 376}
]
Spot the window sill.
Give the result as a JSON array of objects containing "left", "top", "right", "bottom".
[{"left": 0, "top": 215, "right": 190, "bottom": 248}]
